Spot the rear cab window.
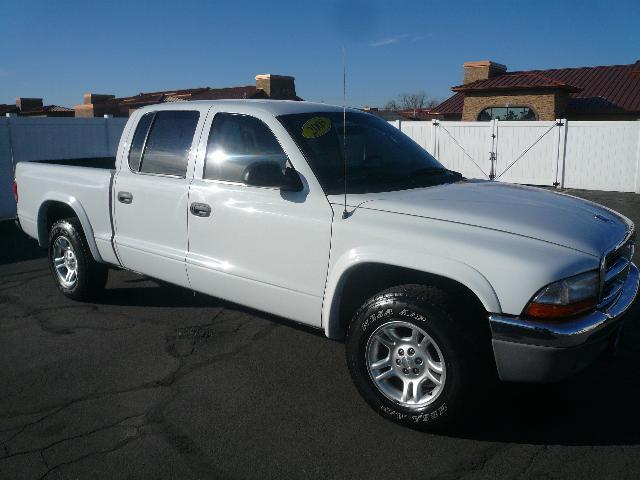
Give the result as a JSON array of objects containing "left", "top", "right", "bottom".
[{"left": 127, "top": 110, "right": 200, "bottom": 177}]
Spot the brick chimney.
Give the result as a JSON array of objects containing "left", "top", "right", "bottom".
[
  {"left": 16, "top": 97, "right": 43, "bottom": 112},
  {"left": 463, "top": 60, "right": 507, "bottom": 84},
  {"left": 83, "top": 93, "right": 115, "bottom": 104},
  {"left": 255, "top": 74, "right": 297, "bottom": 100},
  {"left": 75, "top": 93, "right": 120, "bottom": 117}
]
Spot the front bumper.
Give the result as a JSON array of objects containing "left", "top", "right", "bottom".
[{"left": 489, "top": 263, "right": 639, "bottom": 382}]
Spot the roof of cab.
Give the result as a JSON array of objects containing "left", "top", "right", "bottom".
[{"left": 135, "top": 99, "right": 356, "bottom": 116}]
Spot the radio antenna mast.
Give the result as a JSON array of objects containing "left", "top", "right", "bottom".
[{"left": 341, "top": 46, "right": 349, "bottom": 219}]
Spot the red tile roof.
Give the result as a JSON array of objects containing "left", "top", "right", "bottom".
[
  {"left": 434, "top": 62, "right": 640, "bottom": 116},
  {"left": 432, "top": 92, "right": 464, "bottom": 115},
  {"left": 189, "top": 86, "right": 266, "bottom": 100},
  {"left": 452, "top": 72, "right": 582, "bottom": 93}
]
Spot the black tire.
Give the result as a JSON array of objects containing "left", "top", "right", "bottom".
[
  {"left": 48, "top": 218, "right": 108, "bottom": 301},
  {"left": 346, "top": 284, "right": 493, "bottom": 431}
]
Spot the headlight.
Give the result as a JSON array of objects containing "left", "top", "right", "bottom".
[{"left": 523, "top": 270, "right": 599, "bottom": 320}]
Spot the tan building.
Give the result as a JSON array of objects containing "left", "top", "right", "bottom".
[
  {"left": 0, "top": 98, "right": 74, "bottom": 117},
  {"left": 75, "top": 74, "right": 301, "bottom": 118},
  {"left": 433, "top": 60, "right": 640, "bottom": 121}
]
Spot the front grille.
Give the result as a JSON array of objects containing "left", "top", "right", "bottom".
[{"left": 600, "top": 231, "right": 635, "bottom": 308}]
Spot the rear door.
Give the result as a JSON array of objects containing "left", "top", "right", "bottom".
[{"left": 113, "top": 106, "right": 207, "bottom": 286}]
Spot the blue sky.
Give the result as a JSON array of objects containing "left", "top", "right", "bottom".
[{"left": 1, "top": 0, "right": 638, "bottom": 109}]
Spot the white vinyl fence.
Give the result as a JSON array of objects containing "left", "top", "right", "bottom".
[
  {"left": 0, "top": 116, "right": 127, "bottom": 220},
  {"left": 393, "top": 119, "right": 640, "bottom": 193}
]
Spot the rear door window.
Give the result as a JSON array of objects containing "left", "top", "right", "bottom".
[
  {"left": 128, "top": 112, "right": 154, "bottom": 172},
  {"left": 137, "top": 111, "right": 200, "bottom": 177}
]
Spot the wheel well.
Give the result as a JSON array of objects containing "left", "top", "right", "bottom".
[
  {"left": 332, "top": 263, "right": 488, "bottom": 340},
  {"left": 38, "top": 201, "right": 78, "bottom": 246}
]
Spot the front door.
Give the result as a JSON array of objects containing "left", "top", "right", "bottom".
[
  {"left": 113, "top": 108, "right": 204, "bottom": 286},
  {"left": 186, "top": 111, "right": 333, "bottom": 326}
]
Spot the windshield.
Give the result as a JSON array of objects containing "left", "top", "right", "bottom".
[{"left": 278, "top": 111, "right": 462, "bottom": 194}]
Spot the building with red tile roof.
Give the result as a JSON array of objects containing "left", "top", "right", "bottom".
[
  {"left": 75, "top": 74, "right": 301, "bottom": 117},
  {"left": 432, "top": 60, "right": 640, "bottom": 121}
]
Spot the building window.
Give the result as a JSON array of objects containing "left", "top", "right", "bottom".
[{"left": 478, "top": 106, "right": 536, "bottom": 121}]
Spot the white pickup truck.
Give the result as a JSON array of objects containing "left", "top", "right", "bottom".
[{"left": 14, "top": 100, "right": 638, "bottom": 430}]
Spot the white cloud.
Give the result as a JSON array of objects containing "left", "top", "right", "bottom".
[{"left": 369, "top": 34, "right": 409, "bottom": 47}]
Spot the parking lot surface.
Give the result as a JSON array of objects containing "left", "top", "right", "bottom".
[{"left": 1, "top": 188, "right": 640, "bottom": 480}]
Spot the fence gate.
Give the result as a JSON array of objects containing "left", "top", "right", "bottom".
[
  {"left": 493, "top": 119, "right": 566, "bottom": 186},
  {"left": 422, "top": 119, "right": 567, "bottom": 187}
]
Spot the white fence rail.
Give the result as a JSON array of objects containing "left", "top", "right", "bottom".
[
  {"left": 0, "top": 116, "right": 127, "bottom": 220},
  {"left": 394, "top": 119, "right": 640, "bottom": 193}
]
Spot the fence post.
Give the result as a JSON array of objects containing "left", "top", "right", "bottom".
[
  {"left": 634, "top": 120, "right": 640, "bottom": 194},
  {"left": 489, "top": 119, "right": 498, "bottom": 180},
  {"left": 104, "top": 114, "right": 113, "bottom": 156},
  {"left": 6, "top": 113, "right": 16, "bottom": 172},
  {"left": 431, "top": 119, "right": 439, "bottom": 158},
  {"left": 559, "top": 119, "right": 568, "bottom": 189}
]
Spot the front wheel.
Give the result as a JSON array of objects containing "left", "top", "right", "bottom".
[
  {"left": 48, "top": 218, "right": 108, "bottom": 300},
  {"left": 346, "top": 284, "right": 491, "bottom": 431}
]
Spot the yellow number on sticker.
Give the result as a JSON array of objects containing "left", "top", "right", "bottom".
[{"left": 302, "top": 117, "right": 331, "bottom": 139}]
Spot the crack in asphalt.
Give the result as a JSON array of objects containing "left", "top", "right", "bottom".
[{"left": 1, "top": 278, "right": 279, "bottom": 479}]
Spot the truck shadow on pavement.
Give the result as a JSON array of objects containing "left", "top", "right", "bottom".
[
  {"left": 0, "top": 221, "right": 46, "bottom": 265},
  {"left": 101, "top": 279, "right": 640, "bottom": 447},
  {"left": 452, "top": 305, "right": 640, "bottom": 446}
]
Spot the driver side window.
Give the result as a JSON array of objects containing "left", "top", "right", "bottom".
[{"left": 204, "top": 113, "right": 288, "bottom": 183}]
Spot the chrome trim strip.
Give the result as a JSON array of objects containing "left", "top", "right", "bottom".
[{"left": 490, "top": 263, "right": 639, "bottom": 348}]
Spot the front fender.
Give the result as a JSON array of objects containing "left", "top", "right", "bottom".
[
  {"left": 37, "top": 192, "right": 103, "bottom": 263},
  {"left": 322, "top": 247, "right": 501, "bottom": 339}
]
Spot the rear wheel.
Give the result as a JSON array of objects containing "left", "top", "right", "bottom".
[
  {"left": 346, "top": 284, "right": 492, "bottom": 430},
  {"left": 48, "top": 218, "right": 108, "bottom": 300}
]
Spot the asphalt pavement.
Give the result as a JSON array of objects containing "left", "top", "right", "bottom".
[{"left": 1, "top": 188, "right": 640, "bottom": 479}]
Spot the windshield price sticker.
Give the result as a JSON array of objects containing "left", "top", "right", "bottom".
[{"left": 302, "top": 117, "right": 331, "bottom": 139}]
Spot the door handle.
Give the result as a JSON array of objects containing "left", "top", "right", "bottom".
[
  {"left": 190, "top": 202, "right": 211, "bottom": 217},
  {"left": 118, "top": 191, "right": 133, "bottom": 204}
]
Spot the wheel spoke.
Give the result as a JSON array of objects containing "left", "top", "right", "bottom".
[
  {"left": 374, "top": 368, "right": 396, "bottom": 382},
  {"left": 54, "top": 256, "right": 65, "bottom": 267},
  {"left": 401, "top": 379, "right": 411, "bottom": 403},
  {"left": 65, "top": 270, "right": 74, "bottom": 283},
  {"left": 425, "top": 367, "right": 442, "bottom": 386},
  {"left": 409, "top": 328, "right": 420, "bottom": 344},
  {"left": 412, "top": 378, "right": 424, "bottom": 403},
  {"left": 370, "top": 357, "right": 391, "bottom": 370},
  {"left": 427, "top": 359, "right": 443, "bottom": 374},
  {"left": 374, "top": 331, "right": 396, "bottom": 349}
]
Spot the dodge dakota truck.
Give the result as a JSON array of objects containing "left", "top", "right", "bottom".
[{"left": 14, "top": 100, "right": 638, "bottom": 430}]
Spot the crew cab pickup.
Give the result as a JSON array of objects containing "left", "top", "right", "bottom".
[{"left": 14, "top": 100, "right": 639, "bottom": 430}]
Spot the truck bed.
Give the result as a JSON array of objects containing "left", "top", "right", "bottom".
[
  {"left": 15, "top": 160, "right": 117, "bottom": 264},
  {"left": 35, "top": 157, "right": 116, "bottom": 170}
]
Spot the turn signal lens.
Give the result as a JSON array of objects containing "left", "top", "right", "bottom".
[
  {"left": 523, "top": 270, "right": 599, "bottom": 320},
  {"left": 524, "top": 297, "right": 597, "bottom": 319},
  {"left": 12, "top": 180, "right": 18, "bottom": 204}
]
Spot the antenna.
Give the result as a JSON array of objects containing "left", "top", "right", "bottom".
[{"left": 342, "top": 46, "right": 349, "bottom": 219}]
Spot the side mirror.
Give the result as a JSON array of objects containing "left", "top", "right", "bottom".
[{"left": 243, "top": 162, "right": 303, "bottom": 192}]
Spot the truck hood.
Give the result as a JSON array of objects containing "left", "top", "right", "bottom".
[{"left": 329, "top": 181, "right": 632, "bottom": 257}]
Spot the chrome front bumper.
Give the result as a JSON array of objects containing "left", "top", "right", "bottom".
[{"left": 489, "top": 263, "right": 639, "bottom": 382}]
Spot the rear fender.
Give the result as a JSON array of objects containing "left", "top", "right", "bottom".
[{"left": 37, "top": 193, "right": 103, "bottom": 263}]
